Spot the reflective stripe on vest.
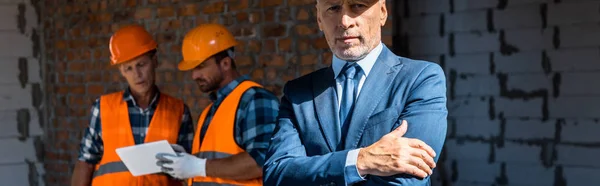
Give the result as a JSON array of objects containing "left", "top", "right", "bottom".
[
  {"left": 91, "top": 91, "right": 184, "bottom": 186},
  {"left": 194, "top": 151, "right": 233, "bottom": 159},
  {"left": 190, "top": 81, "right": 263, "bottom": 186},
  {"left": 93, "top": 161, "right": 128, "bottom": 178},
  {"left": 191, "top": 182, "right": 239, "bottom": 186}
]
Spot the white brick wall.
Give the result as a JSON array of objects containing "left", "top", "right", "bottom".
[
  {"left": 454, "top": 32, "right": 500, "bottom": 54},
  {"left": 494, "top": 52, "right": 543, "bottom": 73},
  {"left": 561, "top": 73, "right": 600, "bottom": 95},
  {"left": 409, "top": 36, "right": 448, "bottom": 56},
  {"left": 556, "top": 145, "right": 600, "bottom": 167},
  {"left": 549, "top": 48, "right": 600, "bottom": 71},
  {"left": 495, "top": 97, "right": 546, "bottom": 118},
  {"left": 444, "top": 140, "right": 490, "bottom": 161},
  {"left": 496, "top": 142, "right": 542, "bottom": 164},
  {"left": 446, "top": 53, "right": 489, "bottom": 74},
  {"left": 402, "top": 0, "right": 600, "bottom": 185},
  {"left": 504, "top": 74, "right": 552, "bottom": 92},
  {"left": 401, "top": 15, "right": 440, "bottom": 36},
  {"left": 506, "top": 164, "right": 554, "bottom": 186},
  {"left": 0, "top": 139, "right": 41, "bottom": 164},
  {"left": 0, "top": 109, "right": 42, "bottom": 138},
  {"left": 454, "top": 75, "right": 499, "bottom": 96},
  {"left": 445, "top": 10, "right": 487, "bottom": 33},
  {"left": 561, "top": 24, "right": 600, "bottom": 48},
  {"left": 454, "top": 118, "right": 499, "bottom": 137},
  {"left": 503, "top": 28, "right": 554, "bottom": 52},
  {"left": 550, "top": 97, "right": 600, "bottom": 118},
  {"left": 494, "top": 5, "right": 542, "bottom": 29},
  {"left": 0, "top": 164, "right": 31, "bottom": 186},
  {"left": 453, "top": 0, "right": 496, "bottom": 12},
  {"left": 0, "top": 0, "right": 44, "bottom": 185},
  {"left": 563, "top": 167, "right": 600, "bottom": 186},
  {"left": 448, "top": 97, "right": 489, "bottom": 117},
  {"left": 504, "top": 119, "right": 555, "bottom": 140},
  {"left": 548, "top": 1, "right": 600, "bottom": 26},
  {"left": 407, "top": 0, "right": 450, "bottom": 15},
  {"left": 507, "top": 0, "right": 549, "bottom": 7},
  {"left": 0, "top": 5, "right": 20, "bottom": 30},
  {"left": 561, "top": 119, "right": 600, "bottom": 143},
  {"left": 0, "top": 33, "right": 34, "bottom": 57},
  {"left": 0, "top": 85, "right": 34, "bottom": 109},
  {"left": 453, "top": 161, "right": 499, "bottom": 183}
]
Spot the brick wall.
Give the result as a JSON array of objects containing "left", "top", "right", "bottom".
[
  {"left": 42, "top": 0, "right": 393, "bottom": 185},
  {"left": 0, "top": 0, "right": 45, "bottom": 185},
  {"left": 397, "top": 0, "right": 600, "bottom": 185}
]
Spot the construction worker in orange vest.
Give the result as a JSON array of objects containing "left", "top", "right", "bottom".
[
  {"left": 70, "top": 24, "right": 195, "bottom": 186},
  {"left": 155, "top": 24, "right": 280, "bottom": 186}
]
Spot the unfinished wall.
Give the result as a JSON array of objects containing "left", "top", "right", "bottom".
[
  {"left": 42, "top": 0, "right": 393, "bottom": 185},
  {"left": 0, "top": 0, "right": 45, "bottom": 185},
  {"left": 396, "top": 0, "right": 600, "bottom": 185}
]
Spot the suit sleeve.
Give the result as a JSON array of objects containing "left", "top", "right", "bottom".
[
  {"left": 263, "top": 83, "right": 351, "bottom": 186},
  {"left": 363, "top": 63, "right": 448, "bottom": 186}
]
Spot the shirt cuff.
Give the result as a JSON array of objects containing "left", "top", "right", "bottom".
[{"left": 345, "top": 149, "right": 366, "bottom": 184}]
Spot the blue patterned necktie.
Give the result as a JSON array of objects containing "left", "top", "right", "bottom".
[{"left": 339, "top": 62, "right": 363, "bottom": 126}]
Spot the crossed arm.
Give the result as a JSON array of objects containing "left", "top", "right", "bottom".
[{"left": 263, "top": 64, "right": 448, "bottom": 186}]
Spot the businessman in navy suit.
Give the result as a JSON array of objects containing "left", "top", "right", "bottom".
[{"left": 263, "top": 0, "right": 448, "bottom": 185}]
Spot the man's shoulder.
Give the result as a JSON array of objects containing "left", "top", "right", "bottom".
[
  {"left": 158, "top": 93, "right": 187, "bottom": 113},
  {"left": 243, "top": 85, "right": 279, "bottom": 101},
  {"left": 237, "top": 85, "right": 280, "bottom": 114},
  {"left": 275, "top": 67, "right": 331, "bottom": 100},
  {"left": 393, "top": 55, "right": 444, "bottom": 77},
  {"left": 99, "top": 91, "right": 124, "bottom": 99},
  {"left": 395, "top": 55, "right": 441, "bottom": 69},
  {"left": 286, "top": 67, "right": 330, "bottom": 88},
  {"left": 95, "top": 91, "right": 124, "bottom": 106}
]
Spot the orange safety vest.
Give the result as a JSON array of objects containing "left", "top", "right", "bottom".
[
  {"left": 91, "top": 91, "right": 184, "bottom": 186},
  {"left": 189, "top": 81, "right": 263, "bottom": 186}
]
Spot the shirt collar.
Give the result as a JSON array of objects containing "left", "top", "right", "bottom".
[
  {"left": 123, "top": 85, "right": 160, "bottom": 108},
  {"left": 332, "top": 42, "right": 384, "bottom": 79},
  {"left": 209, "top": 75, "right": 251, "bottom": 102}
]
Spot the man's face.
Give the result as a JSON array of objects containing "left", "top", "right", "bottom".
[
  {"left": 119, "top": 54, "right": 157, "bottom": 95},
  {"left": 316, "top": 0, "right": 388, "bottom": 61},
  {"left": 190, "top": 57, "right": 225, "bottom": 93}
]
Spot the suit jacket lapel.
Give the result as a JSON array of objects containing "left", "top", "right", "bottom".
[
  {"left": 312, "top": 67, "right": 341, "bottom": 152},
  {"left": 344, "top": 46, "right": 404, "bottom": 149}
]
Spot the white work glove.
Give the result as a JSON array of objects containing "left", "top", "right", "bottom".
[{"left": 155, "top": 152, "right": 206, "bottom": 179}]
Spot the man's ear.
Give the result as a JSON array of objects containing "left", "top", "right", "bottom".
[
  {"left": 380, "top": 0, "right": 388, "bottom": 27},
  {"left": 219, "top": 57, "right": 232, "bottom": 71},
  {"left": 316, "top": 4, "right": 323, "bottom": 31},
  {"left": 118, "top": 64, "right": 126, "bottom": 78},
  {"left": 151, "top": 55, "right": 158, "bottom": 69}
]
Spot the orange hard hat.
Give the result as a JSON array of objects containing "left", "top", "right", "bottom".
[
  {"left": 109, "top": 25, "right": 157, "bottom": 65},
  {"left": 178, "top": 24, "right": 238, "bottom": 71}
]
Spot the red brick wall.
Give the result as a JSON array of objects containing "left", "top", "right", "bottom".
[{"left": 42, "top": 0, "right": 394, "bottom": 185}]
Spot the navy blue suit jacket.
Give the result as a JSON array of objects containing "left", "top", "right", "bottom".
[{"left": 263, "top": 46, "right": 448, "bottom": 186}]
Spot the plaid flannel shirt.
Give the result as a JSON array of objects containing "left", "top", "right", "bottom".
[{"left": 77, "top": 87, "right": 194, "bottom": 164}]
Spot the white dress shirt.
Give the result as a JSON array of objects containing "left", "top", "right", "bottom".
[{"left": 331, "top": 42, "right": 384, "bottom": 184}]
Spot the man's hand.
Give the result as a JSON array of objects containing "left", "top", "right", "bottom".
[
  {"left": 155, "top": 152, "right": 207, "bottom": 179},
  {"left": 356, "top": 120, "right": 437, "bottom": 178}
]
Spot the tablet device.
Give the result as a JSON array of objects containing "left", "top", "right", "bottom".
[{"left": 115, "top": 140, "right": 176, "bottom": 176}]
